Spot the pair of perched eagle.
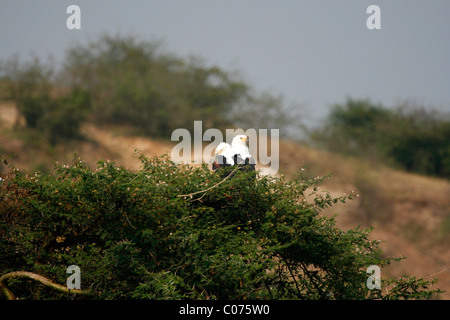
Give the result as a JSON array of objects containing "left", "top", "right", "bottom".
[{"left": 212, "top": 135, "right": 255, "bottom": 176}]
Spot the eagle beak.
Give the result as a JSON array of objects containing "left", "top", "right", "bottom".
[{"left": 241, "top": 136, "right": 248, "bottom": 144}]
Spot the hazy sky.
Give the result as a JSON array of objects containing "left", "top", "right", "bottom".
[{"left": 1, "top": 0, "right": 449, "bottom": 127}]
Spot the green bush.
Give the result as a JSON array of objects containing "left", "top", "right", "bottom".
[
  {"left": 0, "top": 154, "right": 442, "bottom": 299},
  {"left": 310, "top": 98, "right": 450, "bottom": 179},
  {"left": 2, "top": 34, "right": 300, "bottom": 145},
  {"left": 1, "top": 56, "right": 91, "bottom": 144},
  {"left": 15, "top": 90, "right": 90, "bottom": 145},
  {"left": 62, "top": 34, "right": 247, "bottom": 137},
  {"left": 381, "top": 107, "right": 450, "bottom": 178}
]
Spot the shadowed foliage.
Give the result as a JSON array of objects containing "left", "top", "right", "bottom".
[{"left": 0, "top": 154, "right": 442, "bottom": 300}]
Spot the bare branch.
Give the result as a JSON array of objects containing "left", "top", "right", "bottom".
[{"left": 0, "top": 271, "right": 91, "bottom": 300}]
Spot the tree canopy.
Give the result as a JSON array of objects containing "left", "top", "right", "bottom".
[
  {"left": 310, "top": 98, "right": 450, "bottom": 179},
  {"left": 0, "top": 154, "right": 442, "bottom": 300},
  {"left": 1, "top": 34, "right": 296, "bottom": 142}
]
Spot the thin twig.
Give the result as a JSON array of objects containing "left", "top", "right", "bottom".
[
  {"left": 177, "top": 166, "right": 240, "bottom": 200},
  {"left": 196, "top": 285, "right": 210, "bottom": 300},
  {"left": 231, "top": 287, "right": 262, "bottom": 300},
  {"left": 285, "top": 260, "right": 302, "bottom": 298},
  {"left": 429, "top": 267, "right": 448, "bottom": 278},
  {"left": 299, "top": 261, "right": 326, "bottom": 299}
]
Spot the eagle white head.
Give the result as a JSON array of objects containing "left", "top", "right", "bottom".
[{"left": 231, "top": 135, "right": 252, "bottom": 160}]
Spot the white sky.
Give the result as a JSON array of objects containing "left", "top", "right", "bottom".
[{"left": 1, "top": 0, "right": 449, "bottom": 129}]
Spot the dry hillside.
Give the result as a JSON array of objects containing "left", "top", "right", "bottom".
[{"left": 1, "top": 103, "right": 449, "bottom": 299}]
